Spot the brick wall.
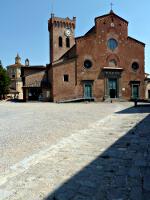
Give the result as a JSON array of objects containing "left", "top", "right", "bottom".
[{"left": 48, "top": 12, "right": 145, "bottom": 102}]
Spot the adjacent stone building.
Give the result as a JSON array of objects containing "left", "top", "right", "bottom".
[
  {"left": 22, "top": 10, "right": 146, "bottom": 102},
  {"left": 145, "top": 73, "right": 150, "bottom": 100},
  {"left": 22, "top": 62, "right": 50, "bottom": 101}
]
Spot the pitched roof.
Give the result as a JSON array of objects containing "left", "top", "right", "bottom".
[
  {"left": 24, "top": 71, "right": 46, "bottom": 87},
  {"left": 7, "top": 63, "right": 25, "bottom": 68},
  {"left": 57, "top": 44, "right": 76, "bottom": 61},
  {"left": 76, "top": 11, "right": 128, "bottom": 41},
  {"left": 95, "top": 10, "right": 128, "bottom": 24},
  {"left": 128, "top": 36, "right": 145, "bottom": 46},
  {"left": 84, "top": 26, "right": 95, "bottom": 36},
  {"left": 22, "top": 65, "right": 46, "bottom": 70}
]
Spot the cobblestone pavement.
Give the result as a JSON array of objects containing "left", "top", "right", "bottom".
[{"left": 0, "top": 102, "right": 150, "bottom": 200}]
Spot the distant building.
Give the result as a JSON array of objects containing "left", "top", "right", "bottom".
[{"left": 7, "top": 54, "right": 24, "bottom": 99}]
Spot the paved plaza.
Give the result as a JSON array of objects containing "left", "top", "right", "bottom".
[{"left": 0, "top": 102, "right": 150, "bottom": 200}]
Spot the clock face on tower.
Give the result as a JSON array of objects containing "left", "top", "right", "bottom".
[{"left": 65, "top": 28, "right": 71, "bottom": 37}]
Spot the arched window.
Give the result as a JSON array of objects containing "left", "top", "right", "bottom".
[
  {"left": 109, "top": 59, "right": 117, "bottom": 67},
  {"left": 59, "top": 36, "right": 63, "bottom": 47},
  {"left": 66, "top": 37, "right": 70, "bottom": 48}
]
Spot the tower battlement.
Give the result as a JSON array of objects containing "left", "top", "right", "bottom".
[{"left": 48, "top": 14, "right": 76, "bottom": 31}]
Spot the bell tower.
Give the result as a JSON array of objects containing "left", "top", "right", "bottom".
[{"left": 48, "top": 14, "right": 76, "bottom": 63}]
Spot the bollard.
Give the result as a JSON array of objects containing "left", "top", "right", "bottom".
[{"left": 134, "top": 99, "right": 137, "bottom": 107}]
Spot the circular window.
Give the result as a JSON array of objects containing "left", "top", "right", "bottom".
[
  {"left": 108, "top": 38, "right": 118, "bottom": 50},
  {"left": 84, "top": 60, "right": 92, "bottom": 69},
  {"left": 132, "top": 62, "right": 139, "bottom": 71}
]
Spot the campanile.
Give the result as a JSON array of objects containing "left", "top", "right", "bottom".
[{"left": 48, "top": 13, "right": 76, "bottom": 63}]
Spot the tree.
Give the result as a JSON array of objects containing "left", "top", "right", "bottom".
[{"left": 0, "top": 61, "right": 10, "bottom": 100}]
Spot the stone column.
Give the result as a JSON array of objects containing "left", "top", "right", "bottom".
[
  {"left": 118, "top": 77, "right": 122, "bottom": 98},
  {"left": 104, "top": 78, "right": 109, "bottom": 99},
  {"left": 23, "top": 88, "right": 26, "bottom": 102},
  {"left": 26, "top": 88, "right": 29, "bottom": 101}
]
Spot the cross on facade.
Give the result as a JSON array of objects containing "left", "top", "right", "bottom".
[{"left": 110, "top": 2, "right": 114, "bottom": 11}]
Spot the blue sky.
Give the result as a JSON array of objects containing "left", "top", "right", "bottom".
[{"left": 0, "top": 0, "right": 150, "bottom": 73}]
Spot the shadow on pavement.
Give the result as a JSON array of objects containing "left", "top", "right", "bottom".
[
  {"left": 116, "top": 103, "right": 150, "bottom": 114},
  {"left": 44, "top": 105, "right": 150, "bottom": 200}
]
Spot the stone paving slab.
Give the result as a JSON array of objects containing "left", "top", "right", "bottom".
[
  {"left": 0, "top": 102, "right": 121, "bottom": 174},
  {"left": 0, "top": 103, "right": 150, "bottom": 200}
]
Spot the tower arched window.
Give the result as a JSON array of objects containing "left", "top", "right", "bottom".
[
  {"left": 59, "top": 36, "right": 63, "bottom": 47},
  {"left": 66, "top": 37, "right": 70, "bottom": 48}
]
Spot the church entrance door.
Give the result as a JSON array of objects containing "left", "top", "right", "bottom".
[
  {"left": 109, "top": 78, "right": 118, "bottom": 98},
  {"left": 148, "top": 90, "right": 150, "bottom": 99},
  {"left": 132, "top": 84, "right": 139, "bottom": 99},
  {"left": 84, "top": 83, "right": 92, "bottom": 99}
]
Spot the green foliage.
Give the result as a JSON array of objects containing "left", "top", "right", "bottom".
[{"left": 0, "top": 61, "right": 11, "bottom": 99}]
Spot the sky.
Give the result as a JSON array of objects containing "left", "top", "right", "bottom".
[{"left": 0, "top": 0, "right": 150, "bottom": 73}]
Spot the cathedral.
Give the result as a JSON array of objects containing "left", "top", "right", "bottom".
[{"left": 21, "top": 9, "right": 146, "bottom": 102}]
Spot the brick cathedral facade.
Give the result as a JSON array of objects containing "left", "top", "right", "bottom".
[{"left": 22, "top": 10, "right": 146, "bottom": 102}]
